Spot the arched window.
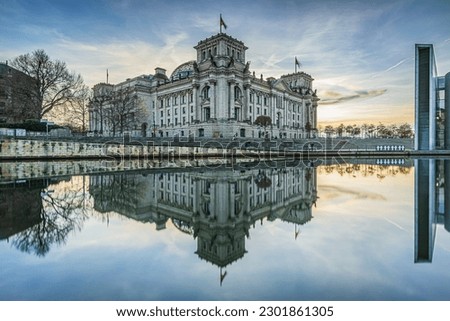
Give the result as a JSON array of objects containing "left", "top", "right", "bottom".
[
  {"left": 202, "top": 86, "right": 210, "bottom": 99},
  {"left": 234, "top": 86, "right": 242, "bottom": 100}
]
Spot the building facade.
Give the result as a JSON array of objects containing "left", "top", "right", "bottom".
[
  {"left": 0, "top": 62, "right": 40, "bottom": 124},
  {"left": 89, "top": 33, "right": 319, "bottom": 139},
  {"left": 415, "top": 44, "right": 450, "bottom": 150},
  {"left": 89, "top": 166, "right": 317, "bottom": 269}
]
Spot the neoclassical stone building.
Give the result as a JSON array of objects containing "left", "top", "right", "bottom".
[
  {"left": 89, "top": 165, "right": 317, "bottom": 270},
  {"left": 89, "top": 33, "right": 319, "bottom": 139}
]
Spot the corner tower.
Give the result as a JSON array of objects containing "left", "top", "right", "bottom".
[{"left": 194, "top": 33, "right": 248, "bottom": 70}]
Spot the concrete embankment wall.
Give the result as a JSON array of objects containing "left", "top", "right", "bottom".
[
  {"left": 0, "top": 137, "right": 416, "bottom": 160},
  {"left": 0, "top": 138, "right": 230, "bottom": 160}
]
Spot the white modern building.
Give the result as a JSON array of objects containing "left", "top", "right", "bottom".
[{"left": 89, "top": 32, "right": 319, "bottom": 139}]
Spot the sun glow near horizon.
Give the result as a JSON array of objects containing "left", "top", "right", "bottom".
[{"left": 0, "top": 0, "right": 449, "bottom": 126}]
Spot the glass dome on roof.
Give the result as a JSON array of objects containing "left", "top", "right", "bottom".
[{"left": 170, "top": 60, "right": 195, "bottom": 80}]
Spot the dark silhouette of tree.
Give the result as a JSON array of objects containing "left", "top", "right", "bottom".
[
  {"left": 324, "top": 125, "right": 335, "bottom": 137},
  {"left": 352, "top": 124, "right": 361, "bottom": 137},
  {"left": 336, "top": 123, "right": 345, "bottom": 137},
  {"left": 11, "top": 184, "right": 88, "bottom": 256},
  {"left": 11, "top": 49, "right": 84, "bottom": 117},
  {"left": 254, "top": 115, "right": 272, "bottom": 139},
  {"left": 398, "top": 123, "right": 414, "bottom": 138}
]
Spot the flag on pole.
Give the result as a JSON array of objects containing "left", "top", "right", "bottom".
[
  {"left": 295, "top": 57, "right": 301, "bottom": 72},
  {"left": 106, "top": 69, "right": 109, "bottom": 84},
  {"left": 220, "top": 14, "right": 227, "bottom": 33}
]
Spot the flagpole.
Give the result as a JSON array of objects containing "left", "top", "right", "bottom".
[
  {"left": 220, "top": 14, "right": 222, "bottom": 34},
  {"left": 295, "top": 57, "right": 297, "bottom": 73}
]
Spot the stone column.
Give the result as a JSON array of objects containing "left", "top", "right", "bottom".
[
  {"left": 229, "top": 80, "right": 235, "bottom": 119},
  {"left": 209, "top": 79, "right": 216, "bottom": 119},
  {"left": 244, "top": 83, "right": 251, "bottom": 121},
  {"left": 193, "top": 84, "right": 199, "bottom": 122}
]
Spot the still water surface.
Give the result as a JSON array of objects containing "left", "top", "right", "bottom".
[{"left": 1, "top": 159, "right": 450, "bottom": 300}]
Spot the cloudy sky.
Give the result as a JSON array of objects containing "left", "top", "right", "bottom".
[{"left": 1, "top": 0, "right": 450, "bottom": 126}]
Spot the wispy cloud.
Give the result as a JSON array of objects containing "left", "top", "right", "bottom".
[
  {"left": 320, "top": 89, "right": 388, "bottom": 105},
  {"left": 1, "top": 0, "right": 449, "bottom": 125},
  {"left": 370, "top": 57, "right": 412, "bottom": 79},
  {"left": 320, "top": 185, "right": 387, "bottom": 201},
  {"left": 48, "top": 31, "right": 193, "bottom": 86}
]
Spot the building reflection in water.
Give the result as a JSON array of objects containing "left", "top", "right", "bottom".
[
  {"left": 89, "top": 165, "right": 317, "bottom": 283},
  {"left": 415, "top": 159, "right": 450, "bottom": 263}
]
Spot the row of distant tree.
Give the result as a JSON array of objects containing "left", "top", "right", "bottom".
[
  {"left": 319, "top": 122, "right": 414, "bottom": 139},
  {"left": 318, "top": 164, "right": 411, "bottom": 178}
]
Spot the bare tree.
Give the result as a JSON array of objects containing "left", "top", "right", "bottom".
[
  {"left": 324, "top": 125, "right": 335, "bottom": 137},
  {"left": 12, "top": 184, "right": 88, "bottom": 256},
  {"left": 367, "top": 124, "right": 376, "bottom": 137},
  {"left": 89, "top": 83, "right": 113, "bottom": 135},
  {"left": 105, "top": 88, "right": 148, "bottom": 136},
  {"left": 352, "top": 124, "right": 361, "bottom": 137},
  {"left": 336, "top": 123, "right": 345, "bottom": 137},
  {"left": 50, "top": 85, "right": 91, "bottom": 133},
  {"left": 345, "top": 125, "right": 354, "bottom": 137},
  {"left": 397, "top": 123, "right": 414, "bottom": 138},
  {"left": 69, "top": 85, "right": 91, "bottom": 133},
  {"left": 254, "top": 115, "right": 272, "bottom": 139},
  {"left": 11, "top": 49, "right": 84, "bottom": 117}
]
